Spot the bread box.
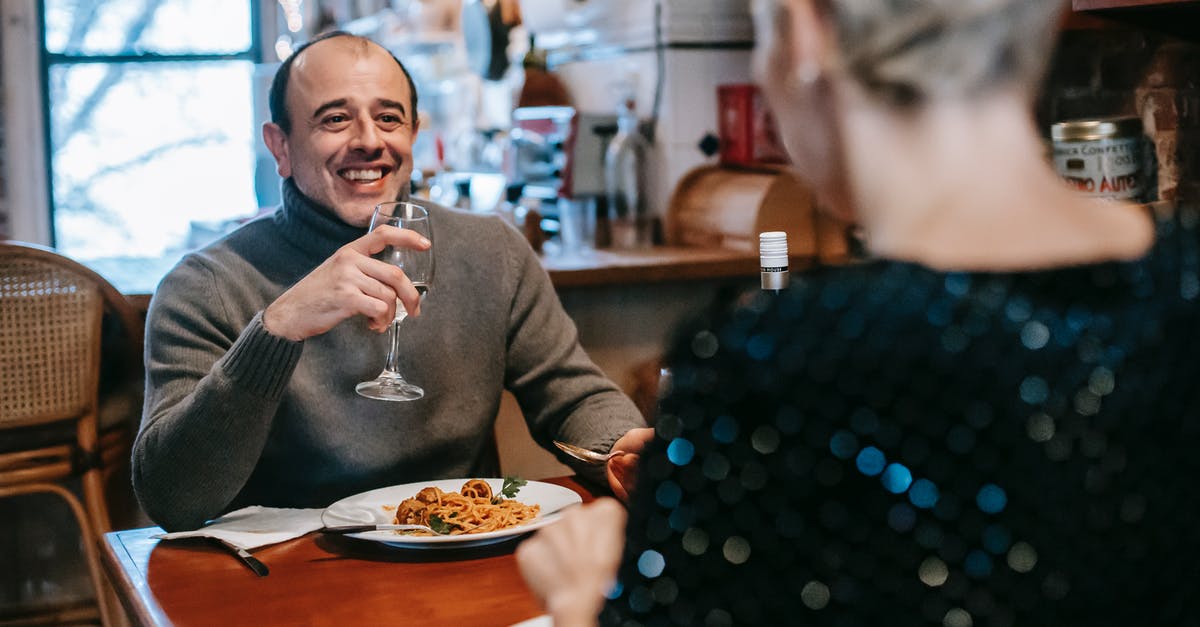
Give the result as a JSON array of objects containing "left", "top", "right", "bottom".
[{"left": 665, "top": 164, "right": 850, "bottom": 264}]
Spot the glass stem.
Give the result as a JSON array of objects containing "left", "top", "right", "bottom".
[{"left": 383, "top": 318, "right": 404, "bottom": 377}]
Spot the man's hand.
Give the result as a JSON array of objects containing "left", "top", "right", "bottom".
[
  {"left": 516, "top": 498, "right": 627, "bottom": 627},
  {"left": 262, "top": 225, "right": 431, "bottom": 341},
  {"left": 606, "top": 427, "right": 655, "bottom": 502}
]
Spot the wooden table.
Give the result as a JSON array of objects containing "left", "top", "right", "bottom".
[{"left": 100, "top": 477, "right": 595, "bottom": 626}]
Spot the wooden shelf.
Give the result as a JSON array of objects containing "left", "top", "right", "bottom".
[{"left": 1065, "top": 0, "right": 1200, "bottom": 37}]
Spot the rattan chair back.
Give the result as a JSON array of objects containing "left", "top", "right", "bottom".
[
  {"left": 1, "top": 246, "right": 104, "bottom": 428},
  {"left": 0, "top": 241, "right": 133, "bottom": 626}
]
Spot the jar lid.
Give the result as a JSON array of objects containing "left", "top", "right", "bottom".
[{"left": 1050, "top": 116, "right": 1142, "bottom": 142}]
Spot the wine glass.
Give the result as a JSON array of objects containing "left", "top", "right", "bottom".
[{"left": 356, "top": 201, "right": 433, "bottom": 401}]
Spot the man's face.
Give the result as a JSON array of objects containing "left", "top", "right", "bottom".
[{"left": 264, "top": 38, "right": 418, "bottom": 228}]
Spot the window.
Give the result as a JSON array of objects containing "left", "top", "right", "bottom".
[{"left": 42, "top": 0, "right": 273, "bottom": 293}]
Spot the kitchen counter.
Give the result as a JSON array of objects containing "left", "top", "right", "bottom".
[
  {"left": 124, "top": 245, "right": 817, "bottom": 310},
  {"left": 541, "top": 245, "right": 815, "bottom": 287}
]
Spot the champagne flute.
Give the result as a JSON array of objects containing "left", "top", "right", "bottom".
[{"left": 356, "top": 201, "right": 433, "bottom": 401}]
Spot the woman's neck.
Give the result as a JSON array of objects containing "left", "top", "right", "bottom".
[{"left": 840, "top": 91, "right": 1153, "bottom": 271}]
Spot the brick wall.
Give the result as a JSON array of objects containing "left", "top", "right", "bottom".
[{"left": 1039, "top": 26, "right": 1200, "bottom": 202}]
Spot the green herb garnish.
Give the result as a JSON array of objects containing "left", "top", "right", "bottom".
[
  {"left": 493, "top": 476, "right": 528, "bottom": 503},
  {"left": 427, "top": 514, "right": 452, "bottom": 535}
]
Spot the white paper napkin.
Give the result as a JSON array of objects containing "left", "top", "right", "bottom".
[{"left": 154, "top": 506, "right": 326, "bottom": 550}]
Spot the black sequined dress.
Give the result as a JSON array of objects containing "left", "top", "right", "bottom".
[{"left": 603, "top": 208, "right": 1200, "bottom": 626}]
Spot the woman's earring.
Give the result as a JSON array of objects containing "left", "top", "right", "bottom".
[{"left": 788, "top": 62, "right": 821, "bottom": 91}]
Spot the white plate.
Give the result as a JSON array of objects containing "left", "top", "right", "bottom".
[{"left": 321, "top": 478, "right": 582, "bottom": 549}]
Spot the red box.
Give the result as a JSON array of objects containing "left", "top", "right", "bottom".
[{"left": 717, "top": 84, "right": 790, "bottom": 167}]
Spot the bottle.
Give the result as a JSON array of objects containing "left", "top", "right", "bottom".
[
  {"left": 604, "top": 88, "right": 651, "bottom": 249},
  {"left": 759, "top": 231, "right": 789, "bottom": 293}
]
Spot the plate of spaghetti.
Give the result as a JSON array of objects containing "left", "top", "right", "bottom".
[{"left": 321, "top": 478, "right": 582, "bottom": 548}]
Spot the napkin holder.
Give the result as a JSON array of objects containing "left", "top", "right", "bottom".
[{"left": 665, "top": 164, "right": 850, "bottom": 263}]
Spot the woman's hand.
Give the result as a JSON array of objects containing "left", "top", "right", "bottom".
[
  {"left": 516, "top": 498, "right": 627, "bottom": 627},
  {"left": 606, "top": 427, "right": 655, "bottom": 501}
]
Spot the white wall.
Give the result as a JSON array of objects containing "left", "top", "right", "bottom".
[{"left": 1, "top": 0, "right": 51, "bottom": 244}]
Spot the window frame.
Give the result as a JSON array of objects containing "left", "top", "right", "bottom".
[
  {"left": 41, "top": 0, "right": 265, "bottom": 250},
  {"left": 2, "top": 0, "right": 281, "bottom": 280}
]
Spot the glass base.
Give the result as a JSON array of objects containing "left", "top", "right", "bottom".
[{"left": 356, "top": 375, "right": 424, "bottom": 401}]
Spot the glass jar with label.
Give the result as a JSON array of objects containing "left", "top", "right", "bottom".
[{"left": 1050, "top": 116, "right": 1147, "bottom": 202}]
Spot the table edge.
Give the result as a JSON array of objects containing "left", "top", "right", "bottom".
[{"left": 101, "top": 529, "right": 172, "bottom": 626}]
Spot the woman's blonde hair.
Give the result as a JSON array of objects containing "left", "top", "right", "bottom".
[{"left": 810, "top": 0, "right": 1067, "bottom": 107}]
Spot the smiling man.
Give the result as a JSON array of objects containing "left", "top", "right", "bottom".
[{"left": 133, "top": 32, "right": 650, "bottom": 532}]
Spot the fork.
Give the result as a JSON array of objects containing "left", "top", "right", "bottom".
[
  {"left": 553, "top": 440, "right": 624, "bottom": 465},
  {"left": 320, "top": 523, "right": 440, "bottom": 535}
]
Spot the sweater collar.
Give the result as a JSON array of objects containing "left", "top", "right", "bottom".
[{"left": 273, "top": 178, "right": 366, "bottom": 259}]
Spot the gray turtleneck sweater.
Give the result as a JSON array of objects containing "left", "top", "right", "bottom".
[{"left": 133, "top": 181, "right": 645, "bottom": 531}]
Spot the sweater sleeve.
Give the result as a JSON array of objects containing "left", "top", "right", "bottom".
[
  {"left": 132, "top": 257, "right": 303, "bottom": 531},
  {"left": 498, "top": 224, "right": 647, "bottom": 481}
]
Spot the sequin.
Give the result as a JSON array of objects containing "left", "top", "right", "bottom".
[
  {"left": 1018, "top": 376, "right": 1049, "bottom": 405},
  {"left": 976, "top": 484, "right": 1007, "bottom": 514},
  {"left": 655, "top": 481, "right": 682, "bottom": 508},
  {"left": 722, "top": 536, "right": 751, "bottom": 564},
  {"left": 830, "top": 429, "right": 859, "bottom": 459},
  {"left": 1026, "top": 413, "right": 1055, "bottom": 442},
  {"left": 681, "top": 527, "right": 710, "bottom": 555},
  {"left": 1087, "top": 367, "right": 1115, "bottom": 396},
  {"left": 603, "top": 208, "right": 1200, "bottom": 625},
  {"left": 746, "top": 333, "right": 776, "bottom": 361},
  {"left": 856, "top": 446, "right": 887, "bottom": 476},
  {"left": 882, "top": 463, "right": 914, "bottom": 494},
  {"left": 909, "top": 479, "right": 940, "bottom": 509},
  {"left": 1020, "top": 321, "right": 1050, "bottom": 350},
  {"left": 1004, "top": 296, "right": 1032, "bottom": 322},
  {"left": 1006, "top": 541, "right": 1038, "bottom": 573},
  {"left": 981, "top": 523, "right": 1012, "bottom": 555},
  {"left": 667, "top": 438, "right": 695, "bottom": 466},
  {"left": 919, "top": 556, "right": 950, "bottom": 587},
  {"left": 751, "top": 425, "right": 781, "bottom": 453},
  {"left": 704, "top": 608, "right": 733, "bottom": 626},
  {"left": 888, "top": 502, "right": 918, "bottom": 532},
  {"left": 945, "top": 273, "right": 971, "bottom": 296},
  {"left": 702, "top": 453, "right": 731, "bottom": 481},
  {"left": 943, "top": 607, "right": 974, "bottom": 627},
  {"left": 964, "top": 550, "right": 993, "bottom": 578},
  {"left": 637, "top": 550, "right": 666, "bottom": 578},
  {"left": 800, "top": 581, "right": 831, "bottom": 610},
  {"left": 711, "top": 416, "right": 739, "bottom": 444},
  {"left": 651, "top": 578, "right": 678, "bottom": 605}
]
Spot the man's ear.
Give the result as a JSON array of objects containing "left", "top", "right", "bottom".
[{"left": 262, "top": 122, "right": 292, "bottom": 178}]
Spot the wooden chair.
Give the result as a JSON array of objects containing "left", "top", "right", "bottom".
[{"left": 0, "top": 241, "right": 141, "bottom": 626}]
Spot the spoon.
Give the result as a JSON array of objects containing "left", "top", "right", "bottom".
[{"left": 553, "top": 440, "right": 625, "bottom": 465}]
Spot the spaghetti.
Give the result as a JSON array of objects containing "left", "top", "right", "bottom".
[{"left": 392, "top": 479, "right": 541, "bottom": 536}]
